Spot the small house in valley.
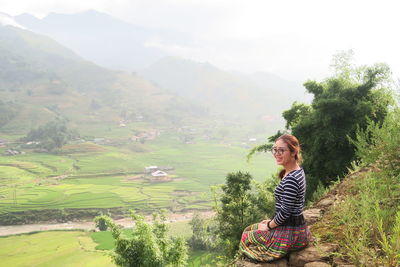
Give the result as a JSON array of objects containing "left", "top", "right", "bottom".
[
  {"left": 151, "top": 170, "right": 168, "bottom": 177},
  {"left": 145, "top": 166, "right": 158, "bottom": 173}
]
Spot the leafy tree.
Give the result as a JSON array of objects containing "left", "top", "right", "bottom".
[
  {"left": 104, "top": 211, "right": 188, "bottom": 267},
  {"left": 94, "top": 214, "right": 108, "bottom": 231},
  {"left": 213, "top": 171, "right": 274, "bottom": 258},
  {"left": 280, "top": 52, "right": 393, "bottom": 197},
  {"left": 247, "top": 52, "right": 394, "bottom": 200},
  {"left": 21, "top": 119, "right": 77, "bottom": 152}
]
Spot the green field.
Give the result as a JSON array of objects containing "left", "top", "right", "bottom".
[
  {"left": 0, "top": 231, "right": 113, "bottom": 267},
  {"left": 0, "top": 133, "right": 276, "bottom": 221}
]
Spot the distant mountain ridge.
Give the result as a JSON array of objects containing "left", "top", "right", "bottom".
[
  {"left": 15, "top": 10, "right": 169, "bottom": 71},
  {"left": 140, "top": 57, "right": 310, "bottom": 120},
  {"left": 13, "top": 10, "right": 310, "bottom": 120}
]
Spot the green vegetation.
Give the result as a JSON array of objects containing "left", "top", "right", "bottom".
[
  {"left": 0, "top": 231, "right": 112, "bottom": 267},
  {"left": 212, "top": 53, "right": 399, "bottom": 263},
  {"left": 188, "top": 213, "right": 216, "bottom": 251},
  {"left": 212, "top": 171, "right": 274, "bottom": 258},
  {"left": 284, "top": 52, "right": 393, "bottom": 197},
  {"left": 0, "top": 219, "right": 211, "bottom": 266},
  {"left": 187, "top": 250, "right": 216, "bottom": 267},
  {"left": 103, "top": 211, "right": 188, "bottom": 267},
  {"left": 91, "top": 221, "right": 192, "bottom": 251},
  {"left": 312, "top": 108, "right": 400, "bottom": 266},
  {"left": 249, "top": 51, "right": 395, "bottom": 200},
  {"left": 21, "top": 119, "right": 78, "bottom": 152},
  {"left": 94, "top": 214, "right": 109, "bottom": 231},
  {"left": 90, "top": 219, "right": 215, "bottom": 266}
]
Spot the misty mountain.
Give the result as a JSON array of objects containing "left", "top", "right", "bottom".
[
  {"left": 14, "top": 10, "right": 174, "bottom": 71},
  {"left": 12, "top": 9, "right": 310, "bottom": 122},
  {"left": 140, "top": 57, "right": 310, "bottom": 120},
  {"left": 0, "top": 21, "right": 116, "bottom": 92},
  {"left": 0, "top": 24, "right": 206, "bottom": 133}
]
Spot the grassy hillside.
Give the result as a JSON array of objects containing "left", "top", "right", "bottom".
[{"left": 311, "top": 109, "right": 400, "bottom": 266}]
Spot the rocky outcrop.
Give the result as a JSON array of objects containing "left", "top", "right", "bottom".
[
  {"left": 302, "top": 209, "right": 322, "bottom": 225},
  {"left": 288, "top": 243, "right": 339, "bottom": 267}
]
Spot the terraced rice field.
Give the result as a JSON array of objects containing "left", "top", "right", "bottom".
[{"left": 0, "top": 138, "right": 276, "bottom": 218}]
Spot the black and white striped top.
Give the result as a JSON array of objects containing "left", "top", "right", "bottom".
[{"left": 273, "top": 168, "right": 306, "bottom": 226}]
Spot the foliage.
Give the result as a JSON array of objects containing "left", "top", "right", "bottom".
[
  {"left": 94, "top": 214, "right": 109, "bottom": 231},
  {"left": 212, "top": 171, "right": 274, "bottom": 258},
  {"left": 316, "top": 107, "right": 400, "bottom": 266},
  {"left": 376, "top": 208, "right": 400, "bottom": 267},
  {"left": 188, "top": 213, "right": 217, "bottom": 251},
  {"left": 351, "top": 108, "right": 400, "bottom": 177},
  {"left": 21, "top": 119, "right": 77, "bottom": 152},
  {"left": 104, "top": 210, "right": 188, "bottom": 267},
  {"left": 278, "top": 52, "right": 393, "bottom": 197}
]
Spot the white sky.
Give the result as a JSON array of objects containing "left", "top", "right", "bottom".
[{"left": 1, "top": 0, "right": 400, "bottom": 82}]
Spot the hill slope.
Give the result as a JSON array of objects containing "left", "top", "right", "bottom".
[{"left": 0, "top": 24, "right": 206, "bottom": 134}]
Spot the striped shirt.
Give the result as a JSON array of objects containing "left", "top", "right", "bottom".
[{"left": 273, "top": 168, "right": 306, "bottom": 225}]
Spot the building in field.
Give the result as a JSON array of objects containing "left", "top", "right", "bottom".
[
  {"left": 151, "top": 170, "right": 168, "bottom": 177},
  {"left": 144, "top": 166, "right": 158, "bottom": 173}
]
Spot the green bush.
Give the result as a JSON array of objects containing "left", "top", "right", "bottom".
[
  {"left": 212, "top": 171, "right": 274, "bottom": 258},
  {"left": 94, "top": 215, "right": 109, "bottom": 231},
  {"left": 104, "top": 210, "right": 188, "bottom": 267}
]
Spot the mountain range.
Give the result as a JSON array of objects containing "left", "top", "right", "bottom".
[{"left": 0, "top": 10, "right": 311, "bottom": 135}]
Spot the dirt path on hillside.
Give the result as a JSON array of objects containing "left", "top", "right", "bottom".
[{"left": 0, "top": 210, "right": 215, "bottom": 236}]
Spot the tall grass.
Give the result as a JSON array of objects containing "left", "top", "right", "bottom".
[{"left": 328, "top": 108, "right": 400, "bottom": 266}]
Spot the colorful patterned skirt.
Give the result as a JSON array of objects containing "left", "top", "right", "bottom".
[{"left": 239, "top": 222, "right": 311, "bottom": 262}]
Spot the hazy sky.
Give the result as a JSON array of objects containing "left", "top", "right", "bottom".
[{"left": 1, "top": 0, "right": 399, "bottom": 82}]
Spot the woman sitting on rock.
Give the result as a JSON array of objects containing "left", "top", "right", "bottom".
[{"left": 239, "top": 134, "right": 311, "bottom": 262}]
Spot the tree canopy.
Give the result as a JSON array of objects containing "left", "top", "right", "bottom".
[
  {"left": 21, "top": 119, "right": 77, "bottom": 152},
  {"left": 213, "top": 171, "right": 274, "bottom": 257},
  {"left": 283, "top": 52, "right": 394, "bottom": 196}
]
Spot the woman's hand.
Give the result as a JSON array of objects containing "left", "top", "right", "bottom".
[
  {"left": 257, "top": 219, "right": 271, "bottom": 231},
  {"left": 258, "top": 222, "right": 270, "bottom": 231}
]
